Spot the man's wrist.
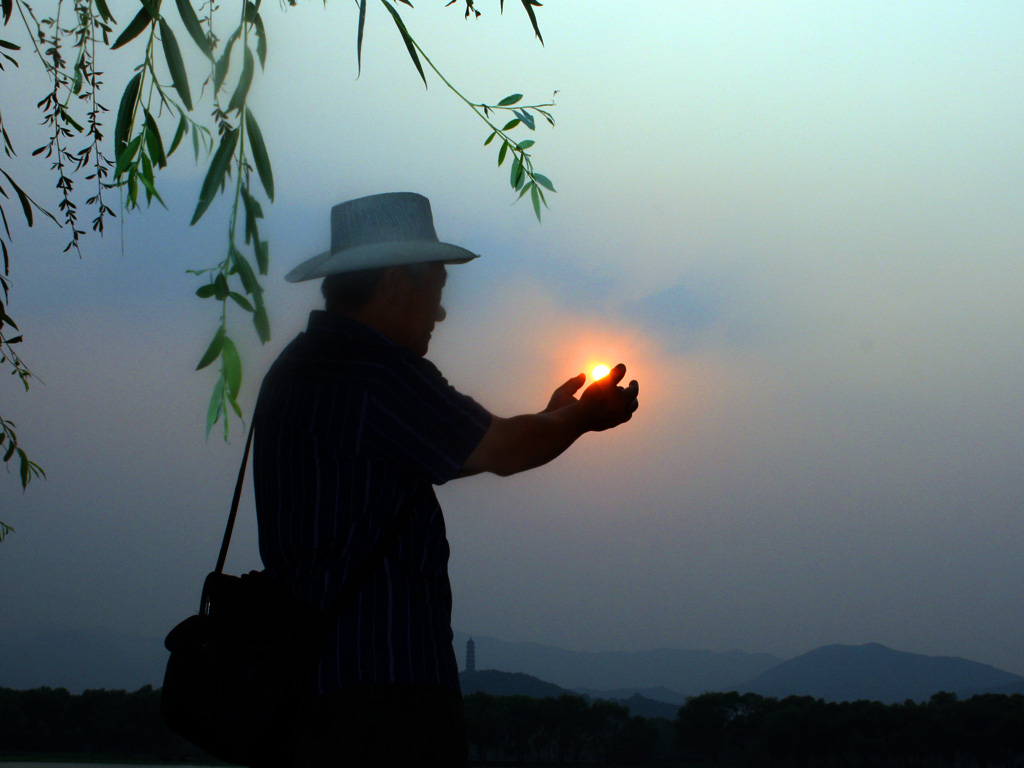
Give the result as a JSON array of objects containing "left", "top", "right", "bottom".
[{"left": 551, "top": 400, "right": 593, "bottom": 437}]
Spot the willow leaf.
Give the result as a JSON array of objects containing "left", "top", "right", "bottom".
[
  {"left": 175, "top": 0, "right": 213, "bottom": 60},
  {"left": 191, "top": 128, "right": 238, "bottom": 225},
  {"left": 253, "top": 304, "right": 270, "bottom": 343},
  {"left": 168, "top": 114, "right": 188, "bottom": 156},
  {"left": 520, "top": 0, "right": 543, "bottom": 44},
  {"left": 514, "top": 109, "right": 535, "bottom": 130},
  {"left": 227, "top": 390, "right": 243, "bottom": 419},
  {"left": 255, "top": 240, "right": 269, "bottom": 276},
  {"left": 196, "top": 326, "right": 225, "bottom": 370},
  {"left": 94, "top": 0, "right": 115, "bottom": 23},
  {"left": 533, "top": 172, "right": 555, "bottom": 192},
  {"left": 159, "top": 19, "right": 192, "bottom": 110},
  {"left": 254, "top": 12, "right": 267, "bottom": 67},
  {"left": 205, "top": 377, "right": 224, "bottom": 439},
  {"left": 143, "top": 109, "right": 166, "bottom": 167},
  {"left": 356, "top": 0, "right": 366, "bottom": 74},
  {"left": 232, "top": 248, "right": 261, "bottom": 297},
  {"left": 1, "top": 168, "right": 33, "bottom": 225},
  {"left": 114, "top": 72, "right": 142, "bottom": 157},
  {"left": 229, "top": 292, "right": 254, "bottom": 312},
  {"left": 214, "top": 29, "right": 240, "bottom": 92},
  {"left": 111, "top": 7, "right": 151, "bottom": 50},
  {"left": 18, "top": 449, "right": 29, "bottom": 488},
  {"left": 112, "top": 134, "right": 142, "bottom": 179},
  {"left": 221, "top": 336, "right": 242, "bottom": 399},
  {"left": 227, "top": 47, "right": 254, "bottom": 113},
  {"left": 245, "top": 108, "right": 274, "bottom": 201},
  {"left": 381, "top": 0, "right": 426, "bottom": 87}
]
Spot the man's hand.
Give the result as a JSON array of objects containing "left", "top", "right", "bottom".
[
  {"left": 458, "top": 363, "right": 640, "bottom": 478},
  {"left": 577, "top": 363, "right": 640, "bottom": 432},
  {"left": 543, "top": 373, "right": 586, "bottom": 413}
]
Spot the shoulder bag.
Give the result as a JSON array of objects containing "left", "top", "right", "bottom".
[{"left": 160, "top": 423, "right": 417, "bottom": 767}]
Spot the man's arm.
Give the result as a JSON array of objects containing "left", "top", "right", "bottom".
[{"left": 458, "top": 364, "right": 639, "bottom": 478}]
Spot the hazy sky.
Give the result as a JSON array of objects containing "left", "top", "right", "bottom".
[{"left": 3, "top": 2, "right": 1024, "bottom": 678}]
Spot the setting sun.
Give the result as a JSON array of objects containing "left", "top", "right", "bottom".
[{"left": 591, "top": 364, "right": 611, "bottom": 381}]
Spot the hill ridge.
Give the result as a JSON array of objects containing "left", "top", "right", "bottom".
[{"left": 737, "top": 642, "right": 1024, "bottom": 703}]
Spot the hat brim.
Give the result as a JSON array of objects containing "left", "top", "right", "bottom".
[{"left": 285, "top": 240, "right": 479, "bottom": 283}]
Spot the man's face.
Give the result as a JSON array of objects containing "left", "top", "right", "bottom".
[{"left": 396, "top": 262, "right": 447, "bottom": 356}]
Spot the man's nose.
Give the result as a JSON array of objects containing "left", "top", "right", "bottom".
[{"left": 436, "top": 305, "right": 446, "bottom": 322}]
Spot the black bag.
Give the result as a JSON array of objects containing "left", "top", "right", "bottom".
[
  {"left": 161, "top": 424, "right": 417, "bottom": 767},
  {"left": 162, "top": 570, "right": 321, "bottom": 767}
]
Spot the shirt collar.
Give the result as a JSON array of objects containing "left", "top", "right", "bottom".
[{"left": 306, "top": 310, "right": 400, "bottom": 350}]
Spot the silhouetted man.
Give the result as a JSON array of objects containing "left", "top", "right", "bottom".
[{"left": 252, "top": 192, "right": 639, "bottom": 767}]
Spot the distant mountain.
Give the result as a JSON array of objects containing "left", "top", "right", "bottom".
[
  {"left": 737, "top": 643, "right": 1024, "bottom": 704},
  {"left": 6, "top": 626, "right": 1022, "bottom": 708},
  {"left": 7, "top": 625, "right": 774, "bottom": 698},
  {"left": 460, "top": 669, "right": 569, "bottom": 698},
  {"left": 574, "top": 685, "right": 688, "bottom": 706},
  {"left": 606, "top": 693, "right": 680, "bottom": 720},
  {"left": 453, "top": 632, "right": 780, "bottom": 697},
  {"left": 459, "top": 671, "right": 679, "bottom": 720}
]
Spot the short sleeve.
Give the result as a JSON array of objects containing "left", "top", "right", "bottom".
[{"left": 362, "top": 354, "right": 492, "bottom": 484}]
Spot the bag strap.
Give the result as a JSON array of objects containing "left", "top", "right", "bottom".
[
  {"left": 213, "top": 419, "right": 420, "bottom": 623},
  {"left": 214, "top": 421, "right": 256, "bottom": 575}
]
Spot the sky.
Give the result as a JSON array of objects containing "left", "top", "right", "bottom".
[{"left": 2, "top": 1, "right": 1024, "bottom": 679}]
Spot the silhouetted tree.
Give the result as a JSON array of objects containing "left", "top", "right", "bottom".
[
  {"left": 605, "top": 713, "right": 661, "bottom": 765},
  {"left": 0, "top": 685, "right": 202, "bottom": 760},
  {"left": 676, "top": 691, "right": 743, "bottom": 763}
]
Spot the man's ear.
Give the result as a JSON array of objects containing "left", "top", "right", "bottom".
[{"left": 380, "top": 267, "right": 406, "bottom": 305}]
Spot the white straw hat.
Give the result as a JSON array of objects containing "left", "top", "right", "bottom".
[{"left": 285, "top": 192, "right": 479, "bottom": 282}]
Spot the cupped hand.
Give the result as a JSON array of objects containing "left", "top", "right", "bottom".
[{"left": 578, "top": 363, "right": 639, "bottom": 431}]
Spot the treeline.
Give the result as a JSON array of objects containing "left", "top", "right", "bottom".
[
  {"left": 676, "top": 691, "right": 1024, "bottom": 768},
  {"left": 0, "top": 685, "right": 206, "bottom": 761},
  {"left": 464, "top": 692, "right": 670, "bottom": 764},
  {"left": 465, "top": 690, "right": 1024, "bottom": 766},
  {"left": 2, "top": 685, "right": 1023, "bottom": 766}
]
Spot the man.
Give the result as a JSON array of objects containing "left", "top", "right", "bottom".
[{"left": 252, "top": 192, "right": 639, "bottom": 766}]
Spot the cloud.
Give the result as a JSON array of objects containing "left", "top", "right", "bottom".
[{"left": 621, "top": 280, "right": 719, "bottom": 355}]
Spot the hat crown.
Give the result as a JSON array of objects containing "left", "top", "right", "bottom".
[
  {"left": 331, "top": 192, "right": 439, "bottom": 252},
  {"left": 284, "top": 191, "right": 478, "bottom": 282}
]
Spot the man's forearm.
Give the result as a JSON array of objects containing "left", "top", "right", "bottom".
[
  {"left": 462, "top": 405, "right": 591, "bottom": 478},
  {"left": 494, "top": 407, "right": 590, "bottom": 476}
]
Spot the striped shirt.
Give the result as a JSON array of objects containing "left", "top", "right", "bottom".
[{"left": 252, "top": 311, "right": 491, "bottom": 694}]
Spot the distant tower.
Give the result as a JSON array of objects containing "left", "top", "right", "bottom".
[{"left": 466, "top": 637, "right": 476, "bottom": 673}]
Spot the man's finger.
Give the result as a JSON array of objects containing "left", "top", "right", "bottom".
[
  {"left": 605, "top": 363, "right": 627, "bottom": 386},
  {"left": 558, "top": 373, "right": 586, "bottom": 395},
  {"left": 616, "top": 380, "right": 638, "bottom": 395}
]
